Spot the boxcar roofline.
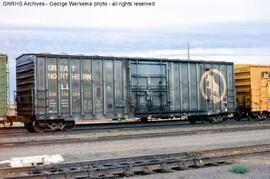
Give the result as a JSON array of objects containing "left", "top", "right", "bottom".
[
  {"left": 235, "top": 64, "right": 270, "bottom": 67},
  {"left": 16, "top": 53, "right": 233, "bottom": 65}
]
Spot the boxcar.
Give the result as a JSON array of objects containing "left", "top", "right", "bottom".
[
  {"left": 235, "top": 64, "right": 270, "bottom": 119},
  {"left": 16, "top": 53, "right": 236, "bottom": 132},
  {"left": 0, "top": 54, "right": 8, "bottom": 117}
]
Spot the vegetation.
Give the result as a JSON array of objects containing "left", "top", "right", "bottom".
[{"left": 230, "top": 163, "right": 250, "bottom": 174}]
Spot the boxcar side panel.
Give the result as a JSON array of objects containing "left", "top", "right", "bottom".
[
  {"left": 235, "top": 64, "right": 270, "bottom": 112},
  {"left": 48, "top": 57, "right": 58, "bottom": 117},
  {"left": 190, "top": 63, "right": 198, "bottom": 110},
  {"left": 226, "top": 64, "right": 236, "bottom": 110},
  {"left": 35, "top": 56, "right": 129, "bottom": 121},
  {"left": 197, "top": 62, "right": 235, "bottom": 114},
  {"left": 169, "top": 61, "right": 234, "bottom": 116},
  {"left": 250, "top": 65, "right": 270, "bottom": 112},
  {"left": 130, "top": 59, "right": 235, "bottom": 117},
  {"left": 235, "top": 64, "right": 251, "bottom": 109},
  {"left": 181, "top": 63, "right": 189, "bottom": 111},
  {"left": 16, "top": 55, "right": 35, "bottom": 116}
]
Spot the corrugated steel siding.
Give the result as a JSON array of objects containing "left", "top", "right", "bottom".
[
  {"left": 0, "top": 54, "right": 8, "bottom": 116},
  {"left": 16, "top": 55, "right": 35, "bottom": 116},
  {"left": 130, "top": 60, "right": 235, "bottom": 116},
  {"left": 235, "top": 64, "right": 270, "bottom": 112},
  {"left": 16, "top": 54, "right": 235, "bottom": 121},
  {"left": 33, "top": 56, "right": 129, "bottom": 120},
  {"left": 169, "top": 62, "right": 235, "bottom": 115}
]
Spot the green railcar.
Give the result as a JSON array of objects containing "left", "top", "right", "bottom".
[{"left": 0, "top": 54, "right": 8, "bottom": 117}]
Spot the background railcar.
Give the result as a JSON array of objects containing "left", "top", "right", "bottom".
[
  {"left": 235, "top": 64, "right": 270, "bottom": 119},
  {"left": 0, "top": 54, "right": 9, "bottom": 125},
  {"left": 16, "top": 53, "right": 236, "bottom": 132}
]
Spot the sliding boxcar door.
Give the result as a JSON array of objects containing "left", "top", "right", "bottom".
[
  {"left": 131, "top": 61, "right": 169, "bottom": 114},
  {"left": 93, "top": 60, "right": 103, "bottom": 118}
]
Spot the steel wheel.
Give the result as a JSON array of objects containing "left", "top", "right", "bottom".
[
  {"left": 3, "top": 119, "right": 12, "bottom": 127},
  {"left": 24, "top": 122, "right": 35, "bottom": 132},
  {"left": 64, "top": 121, "right": 75, "bottom": 131},
  {"left": 32, "top": 120, "right": 46, "bottom": 133}
]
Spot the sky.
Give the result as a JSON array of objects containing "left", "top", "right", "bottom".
[{"left": 0, "top": 0, "right": 270, "bottom": 99}]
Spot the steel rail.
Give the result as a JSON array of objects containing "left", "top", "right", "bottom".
[
  {"left": 0, "top": 119, "right": 269, "bottom": 138},
  {"left": 1, "top": 143, "right": 270, "bottom": 179},
  {"left": 1, "top": 124, "right": 270, "bottom": 149}
]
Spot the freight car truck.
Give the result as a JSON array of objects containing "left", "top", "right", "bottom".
[
  {"left": 235, "top": 64, "right": 270, "bottom": 119},
  {"left": 16, "top": 53, "right": 236, "bottom": 132}
]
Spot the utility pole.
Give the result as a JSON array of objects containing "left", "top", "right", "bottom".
[{"left": 187, "top": 42, "right": 190, "bottom": 60}]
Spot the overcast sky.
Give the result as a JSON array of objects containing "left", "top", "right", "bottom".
[
  {"left": 1, "top": 0, "right": 270, "bottom": 61},
  {"left": 0, "top": 0, "right": 270, "bottom": 97},
  {"left": 1, "top": 0, "right": 270, "bottom": 27}
]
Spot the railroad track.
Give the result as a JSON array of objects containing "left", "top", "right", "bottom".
[
  {"left": 0, "top": 128, "right": 25, "bottom": 135},
  {"left": 1, "top": 122, "right": 270, "bottom": 148},
  {"left": 0, "top": 120, "right": 187, "bottom": 138},
  {"left": 0, "top": 119, "right": 269, "bottom": 138},
  {"left": 0, "top": 120, "right": 190, "bottom": 136},
  {"left": 1, "top": 143, "right": 270, "bottom": 178}
]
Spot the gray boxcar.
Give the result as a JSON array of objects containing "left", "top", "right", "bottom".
[{"left": 16, "top": 53, "right": 236, "bottom": 132}]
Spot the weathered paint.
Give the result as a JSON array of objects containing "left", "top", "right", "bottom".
[
  {"left": 0, "top": 54, "right": 8, "bottom": 117},
  {"left": 16, "top": 53, "right": 235, "bottom": 121},
  {"left": 235, "top": 64, "right": 270, "bottom": 112}
]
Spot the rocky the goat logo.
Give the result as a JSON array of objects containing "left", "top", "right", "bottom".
[{"left": 199, "top": 69, "right": 227, "bottom": 104}]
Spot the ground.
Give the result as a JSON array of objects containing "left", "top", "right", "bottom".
[
  {"left": 129, "top": 156, "right": 270, "bottom": 179},
  {"left": 1, "top": 128, "right": 270, "bottom": 162}
]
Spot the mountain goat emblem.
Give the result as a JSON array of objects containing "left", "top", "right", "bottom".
[{"left": 200, "top": 69, "right": 227, "bottom": 103}]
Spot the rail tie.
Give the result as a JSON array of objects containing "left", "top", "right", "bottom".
[{"left": 1, "top": 143, "right": 270, "bottom": 178}]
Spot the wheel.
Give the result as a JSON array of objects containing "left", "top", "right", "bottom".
[
  {"left": 64, "top": 121, "right": 75, "bottom": 131},
  {"left": 201, "top": 117, "right": 211, "bottom": 123},
  {"left": 140, "top": 117, "right": 148, "bottom": 123},
  {"left": 3, "top": 117, "right": 14, "bottom": 127},
  {"left": 234, "top": 112, "right": 242, "bottom": 121},
  {"left": 246, "top": 112, "right": 253, "bottom": 121},
  {"left": 24, "top": 122, "right": 35, "bottom": 132},
  {"left": 249, "top": 112, "right": 265, "bottom": 121},
  {"left": 47, "top": 122, "right": 58, "bottom": 131},
  {"left": 188, "top": 118, "right": 196, "bottom": 124},
  {"left": 32, "top": 120, "right": 46, "bottom": 133},
  {"left": 201, "top": 116, "right": 213, "bottom": 123},
  {"left": 57, "top": 122, "right": 65, "bottom": 131},
  {"left": 260, "top": 113, "right": 268, "bottom": 120},
  {"left": 212, "top": 116, "right": 223, "bottom": 123},
  {"left": 204, "top": 116, "right": 223, "bottom": 123},
  {"left": 208, "top": 118, "right": 213, "bottom": 123},
  {"left": 3, "top": 120, "right": 12, "bottom": 127}
]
